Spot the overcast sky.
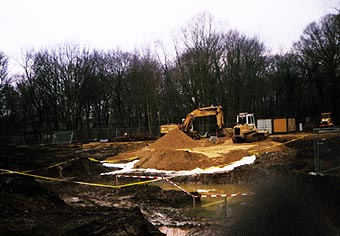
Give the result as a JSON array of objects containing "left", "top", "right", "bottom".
[{"left": 0, "top": 0, "right": 337, "bottom": 73}]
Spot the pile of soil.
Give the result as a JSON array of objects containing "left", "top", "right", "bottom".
[
  {"left": 134, "top": 128, "right": 258, "bottom": 171},
  {"left": 135, "top": 149, "right": 211, "bottom": 171},
  {"left": 149, "top": 128, "right": 200, "bottom": 150},
  {"left": 104, "top": 128, "right": 213, "bottom": 171},
  {"left": 110, "top": 128, "right": 254, "bottom": 171},
  {"left": 135, "top": 129, "right": 218, "bottom": 171}
]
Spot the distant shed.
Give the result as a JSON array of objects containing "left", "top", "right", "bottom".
[{"left": 272, "top": 118, "right": 296, "bottom": 133}]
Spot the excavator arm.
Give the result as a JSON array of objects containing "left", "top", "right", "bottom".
[
  {"left": 182, "top": 105, "right": 224, "bottom": 132},
  {"left": 160, "top": 105, "right": 225, "bottom": 139}
]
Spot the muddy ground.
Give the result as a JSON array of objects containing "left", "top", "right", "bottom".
[{"left": 0, "top": 132, "right": 340, "bottom": 236}]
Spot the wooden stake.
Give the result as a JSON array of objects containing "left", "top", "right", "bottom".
[{"left": 224, "top": 196, "right": 227, "bottom": 219}]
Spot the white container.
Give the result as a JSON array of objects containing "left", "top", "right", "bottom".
[{"left": 257, "top": 119, "right": 272, "bottom": 134}]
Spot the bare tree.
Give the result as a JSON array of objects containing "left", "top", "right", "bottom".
[
  {"left": 295, "top": 13, "right": 340, "bottom": 120},
  {"left": 220, "top": 30, "right": 268, "bottom": 122},
  {"left": 174, "top": 12, "right": 225, "bottom": 109},
  {"left": 0, "top": 51, "right": 8, "bottom": 85}
]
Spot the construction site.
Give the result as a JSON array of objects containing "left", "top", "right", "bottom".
[
  {"left": 2, "top": 2, "right": 340, "bottom": 235},
  {"left": 1, "top": 124, "right": 340, "bottom": 236}
]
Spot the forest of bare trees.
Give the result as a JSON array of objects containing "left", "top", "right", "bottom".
[{"left": 1, "top": 12, "right": 340, "bottom": 142}]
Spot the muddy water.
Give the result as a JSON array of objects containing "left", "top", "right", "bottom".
[
  {"left": 164, "top": 183, "right": 251, "bottom": 217},
  {"left": 154, "top": 181, "right": 250, "bottom": 194},
  {"left": 153, "top": 182, "right": 252, "bottom": 236},
  {"left": 158, "top": 226, "right": 190, "bottom": 236}
]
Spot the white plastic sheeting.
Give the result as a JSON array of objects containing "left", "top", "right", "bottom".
[{"left": 101, "top": 155, "right": 256, "bottom": 177}]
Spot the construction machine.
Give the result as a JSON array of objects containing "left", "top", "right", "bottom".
[
  {"left": 320, "top": 112, "right": 334, "bottom": 128},
  {"left": 232, "top": 112, "right": 269, "bottom": 143},
  {"left": 160, "top": 105, "right": 225, "bottom": 140}
]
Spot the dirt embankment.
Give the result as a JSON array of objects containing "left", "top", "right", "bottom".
[
  {"left": 0, "top": 145, "right": 167, "bottom": 236},
  {"left": 0, "top": 174, "right": 165, "bottom": 236}
]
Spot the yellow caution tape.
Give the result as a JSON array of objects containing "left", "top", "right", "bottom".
[
  {"left": 116, "top": 178, "right": 161, "bottom": 187},
  {"left": 87, "top": 157, "right": 101, "bottom": 162},
  {"left": 87, "top": 156, "right": 139, "bottom": 164},
  {"left": 201, "top": 199, "right": 225, "bottom": 208},
  {"left": 21, "top": 158, "right": 79, "bottom": 173},
  {"left": 16, "top": 154, "right": 141, "bottom": 174},
  {"left": 19, "top": 155, "right": 139, "bottom": 173},
  {"left": 0, "top": 136, "right": 306, "bottom": 188},
  {"left": 101, "top": 156, "right": 139, "bottom": 163},
  {"left": 0, "top": 168, "right": 161, "bottom": 189},
  {"left": 201, "top": 192, "right": 241, "bottom": 208}
]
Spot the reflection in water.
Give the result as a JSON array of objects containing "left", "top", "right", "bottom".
[
  {"left": 158, "top": 226, "right": 189, "bottom": 236},
  {"left": 154, "top": 182, "right": 249, "bottom": 194},
  {"left": 153, "top": 182, "right": 253, "bottom": 235}
]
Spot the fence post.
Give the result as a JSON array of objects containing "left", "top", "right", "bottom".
[
  {"left": 313, "top": 129, "right": 320, "bottom": 174},
  {"left": 70, "top": 131, "right": 74, "bottom": 144},
  {"left": 192, "top": 196, "right": 196, "bottom": 216},
  {"left": 115, "top": 174, "right": 119, "bottom": 194},
  {"left": 224, "top": 196, "right": 227, "bottom": 219}
]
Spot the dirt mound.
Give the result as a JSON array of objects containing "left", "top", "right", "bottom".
[
  {"left": 106, "top": 128, "right": 203, "bottom": 170},
  {"left": 135, "top": 149, "right": 211, "bottom": 171},
  {"left": 133, "top": 128, "right": 211, "bottom": 171},
  {"left": 133, "top": 128, "right": 253, "bottom": 171},
  {"left": 149, "top": 128, "right": 200, "bottom": 150}
]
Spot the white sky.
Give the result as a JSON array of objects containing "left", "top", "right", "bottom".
[{"left": 0, "top": 0, "right": 336, "bottom": 74}]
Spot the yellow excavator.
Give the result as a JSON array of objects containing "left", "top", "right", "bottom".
[
  {"left": 232, "top": 112, "right": 269, "bottom": 143},
  {"left": 160, "top": 105, "right": 224, "bottom": 140}
]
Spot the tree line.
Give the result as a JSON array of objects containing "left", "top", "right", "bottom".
[{"left": 1, "top": 12, "right": 340, "bottom": 140}]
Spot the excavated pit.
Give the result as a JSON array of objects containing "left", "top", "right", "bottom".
[{"left": 1, "top": 131, "right": 340, "bottom": 235}]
